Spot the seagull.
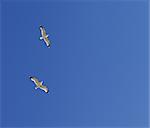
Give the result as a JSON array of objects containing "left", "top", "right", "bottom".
[
  {"left": 30, "top": 76, "right": 49, "bottom": 93},
  {"left": 39, "top": 25, "right": 51, "bottom": 48}
]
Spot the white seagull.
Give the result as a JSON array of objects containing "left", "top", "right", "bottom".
[
  {"left": 30, "top": 76, "right": 49, "bottom": 93},
  {"left": 39, "top": 25, "right": 51, "bottom": 48}
]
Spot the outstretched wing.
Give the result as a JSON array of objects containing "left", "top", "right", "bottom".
[
  {"left": 40, "top": 85, "right": 49, "bottom": 93},
  {"left": 41, "top": 27, "right": 47, "bottom": 37},
  {"left": 30, "top": 76, "right": 39, "bottom": 85},
  {"left": 44, "top": 37, "right": 51, "bottom": 47}
]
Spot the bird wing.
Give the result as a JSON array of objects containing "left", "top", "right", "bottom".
[
  {"left": 41, "top": 27, "right": 47, "bottom": 37},
  {"left": 30, "top": 77, "right": 39, "bottom": 85},
  {"left": 40, "top": 85, "right": 49, "bottom": 93},
  {"left": 44, "top": 37, "right": 51, "bottom": 47}
]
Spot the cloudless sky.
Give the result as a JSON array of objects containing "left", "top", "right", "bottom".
[{"left": 1, "top": 0, "right": 149, "bottom": 127}]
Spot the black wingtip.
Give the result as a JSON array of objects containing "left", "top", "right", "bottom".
[
  {"left": 29, "top": 76, "right": 33, "bottom": 79},
  {"left": 47, "top": 44, "right": 51, "bottom": 48},
  {"left": 39, "top": 25, "right": 43, "bottom": 28}
]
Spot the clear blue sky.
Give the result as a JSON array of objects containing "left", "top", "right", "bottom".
[{"left": 1, "top": 0, "right": 149, "bottom": 127}]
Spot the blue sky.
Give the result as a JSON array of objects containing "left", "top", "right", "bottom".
[{"left": 1, "top": 0, "right": 149, "bottom": 127}]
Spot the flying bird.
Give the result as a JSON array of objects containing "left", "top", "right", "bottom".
[
  {"left": 30, "top": 76, "right": 49, "bottom": 93},
  {"left": 39, "top": 25, "right": 51, "bottom": 48}
]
